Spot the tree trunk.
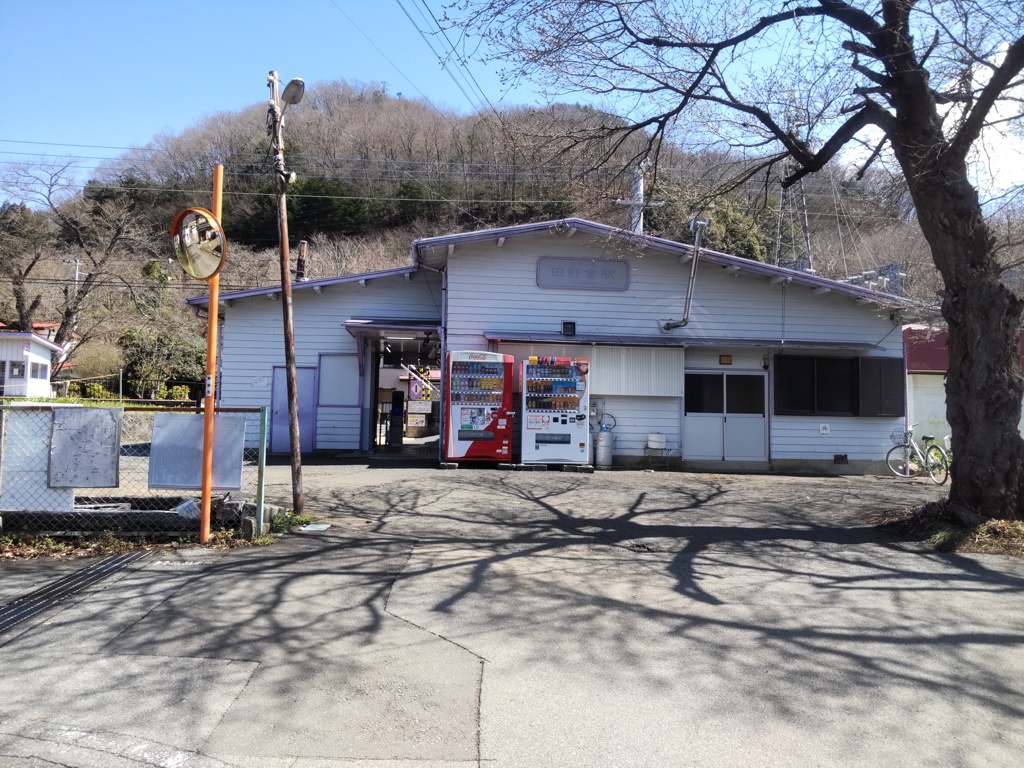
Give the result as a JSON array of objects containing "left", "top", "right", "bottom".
[
  {"left": 943, "top": 263, "right": 1024, "bottom": 522},
  {"left": 908, "top": 158, "right": 1024, "bottom": 521}
]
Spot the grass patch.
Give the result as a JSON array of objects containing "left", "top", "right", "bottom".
[
  {"left": 205, "top": 528, "right": 274, "bottom": 548},
  {"left": 868, "top": 500, "right": 1024, "bottom": 557},
  {"left": 270, "top": 513, "right": 314, "bottom": 533}
]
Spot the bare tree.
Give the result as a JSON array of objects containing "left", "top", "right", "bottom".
[
  {"left": 2, "top": 160, "right": 161, "bottom": 363},
  {"left": 447, "top": 0, "right": 1024, "bottom": 521},
  {"left": 0, "top": 201, "right": 56, "bottom": 331}
]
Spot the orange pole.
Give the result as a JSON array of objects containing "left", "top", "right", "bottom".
[{"left": 199, "top": 164, "right": 224, "bottom": 544}]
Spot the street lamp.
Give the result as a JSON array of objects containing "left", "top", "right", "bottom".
[
  {"left": 268, "top": 70, "right": 304, "bottom": 515},
  {"left": 282, "top": 77, "right": 305, "bottom": 108}
]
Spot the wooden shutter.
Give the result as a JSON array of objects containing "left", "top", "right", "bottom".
[{"left": 860, "top": 357, "right": 905, "bottom": 417}]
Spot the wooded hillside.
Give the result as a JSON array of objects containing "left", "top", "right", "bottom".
[{"left": 1, "top": 79, "right": 981, "bottom": 377}]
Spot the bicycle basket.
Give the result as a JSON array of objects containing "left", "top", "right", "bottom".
[{"left": 890, "top": 429, "right": 910, "bottom": 445}]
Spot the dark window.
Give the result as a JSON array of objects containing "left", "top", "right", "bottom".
[
  {"left": 685, "top": 374, "right": 724, "bottom": 414},
  {"left": 775, "top": 355, "right": 901, "bottom": 417},
  {"left": 816, "top": 358, "right": 858, "bottom": 415},
  {"left": 726, "top": 375, "right": 765, "bottom": 414},
  {"left": 774, "top": 356, "right": 815, "bottom": 414}
]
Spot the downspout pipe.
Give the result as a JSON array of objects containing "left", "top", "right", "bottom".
[{"left": 663, "top": 219, "right": 709, "bottom": 331}]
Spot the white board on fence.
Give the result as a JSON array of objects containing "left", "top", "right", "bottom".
[
  {"left": 48, "top": 407, "right": 122, "bottom": 488},
  {"left": 0, "top": 408, "right": 74, "bottom": 512},
  {"left": 148, "top": 413, "right": 246, "bottom": 491}
]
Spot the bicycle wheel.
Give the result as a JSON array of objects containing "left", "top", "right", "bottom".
[
  {"left": 886, "top": 444, "right": 920, "bottom": 477},
  {"left": 926, "top": 445, "right": 949, "bottom": 485}
]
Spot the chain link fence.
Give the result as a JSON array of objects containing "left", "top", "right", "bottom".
[
  {"left": 51, "top": 376, "right": 203, "bottom": 403},
  {"left": 0, "top": 404, "right": 267, "bottom": 537}
]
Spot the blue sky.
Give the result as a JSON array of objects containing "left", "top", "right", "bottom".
[
  {"left": 1, "top": 1, "right": 1020, "bottom": 199},
  {"left": 0, "top": 0, "right": 543, "bottom": 176}
]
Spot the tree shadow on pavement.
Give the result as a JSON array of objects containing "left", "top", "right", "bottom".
[{"left": 306, "top": 469, "right": 1024, "bottom": 749}]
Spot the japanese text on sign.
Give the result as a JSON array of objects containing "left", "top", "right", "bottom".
[{"left": 536, "top": 257, "right": 629, "bottom": 291}]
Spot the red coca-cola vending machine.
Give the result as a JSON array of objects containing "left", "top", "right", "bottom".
[{"left": 443, "top": 350, "right": 515, "bottom": 462}]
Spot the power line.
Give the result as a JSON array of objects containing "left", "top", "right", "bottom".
[
  {"left": 324, "top": 0, "right": 461, "bottom": 130},
  {"left": 395, "top": 0, "right": 485, "bottom": 114},
  {"left": 17, "top": 180, "right": 913, "bottom": 220},
  {"left": 0, "top": 139, "right": 158, "bottom": 152}
]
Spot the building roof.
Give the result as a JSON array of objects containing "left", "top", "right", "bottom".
[
  {"left": 0, "top": 330, "right": 65, "bottom": 353},
  {"left": 186, "top": 218, "right": 926, "bottom": 316},
  {"left": 185, "top": 265, "right": 421, "bottom": 308},
  {"left": 410, "top": 217, "right": 923, "bottom": 312}
]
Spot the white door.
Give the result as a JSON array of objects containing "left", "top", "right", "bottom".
[
  {"left": 683, "top": 373, "right": 726, "bottom": 459},
  {"left": 683, "top": 373, "right": 767, "bottom": 461},
  {"left": 723, "top": 374, "right": 767, "bottom": 460},
  {"left": 271, "top": 367, "right": 316, "bottom": 453}
]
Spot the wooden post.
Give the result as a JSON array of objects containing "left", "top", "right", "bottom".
[{"left": 269, "top": 71, "right": 303, "bottom": 515}]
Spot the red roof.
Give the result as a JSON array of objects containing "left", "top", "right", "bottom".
[
  {"left": 0, "top": 321, "right": 60, "bottom": 330},
  {"left": 904, "top": 326, "right": 1024, "bottom": 372}
]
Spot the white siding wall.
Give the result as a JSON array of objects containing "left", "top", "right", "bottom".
[
  {"left": 446, "top": 233, "right": 903, "bottom": 355},
  {"left": 314, "top": 408, "right": 362, "bottom": 450},
  {"left": 218, "top": 272, "right": 442, "bottom": 449},
  {"left": 908, "top": 373, "right": 949, "bottom": 446},
  {"left": 770, "top": 417, "right": 899, "bottom": 461},
  {"left": 600, "top": 395, "right": 681, "bottom": 457}
]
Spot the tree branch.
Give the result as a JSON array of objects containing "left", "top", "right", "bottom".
[
  {"left": 950, "top": 34, "right": 1024, "bottom": 161},
  {"left": 855, "top": 136, "right": 891, "bottom": 180}
]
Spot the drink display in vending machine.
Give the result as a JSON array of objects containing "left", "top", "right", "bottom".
[
  {"left": 521, "top": 356, "right": 590, "bottom": 464},
  {"left": 443, "top": 351, "right": 515, "bottom": 462}
]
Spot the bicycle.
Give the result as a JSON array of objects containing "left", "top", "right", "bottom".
[{"left": 886, "top": 423, "right": 949, "bottom": 485}]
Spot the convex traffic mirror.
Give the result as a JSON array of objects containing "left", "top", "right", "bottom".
[{"left": 170, "top": 207, "right": 226, "bottom": 280}]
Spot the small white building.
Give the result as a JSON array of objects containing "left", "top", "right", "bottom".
[
  {"left": 190, "top": 218, "right": 917, "bottom": 473},
  {"left": 0, "top": 331, "right": 59, "bottom": 399}
]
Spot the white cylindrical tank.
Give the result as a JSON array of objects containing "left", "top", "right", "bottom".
[
  {"left": 647, "top": 432, "right": 666, "bottom": 449},
  {"left": 596, "top": 428, "right": 615, "bottom": 469}
]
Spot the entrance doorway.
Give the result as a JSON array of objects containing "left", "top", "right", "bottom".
[
  {"left": 682, "top": 372, "right": 767, "bottom": 461},
  {"left": 371, "top": 335, "right": 441, "bottom": 452}
]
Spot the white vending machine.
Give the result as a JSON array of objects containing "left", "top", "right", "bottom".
[{"left": 520, "top": 356, "right": 590, "bottom": 465}]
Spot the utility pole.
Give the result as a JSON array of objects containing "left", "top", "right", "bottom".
[
  {"left": 615, "top": 160, "right": 663, "bottom": 235},
  {"left": 296, "top": 240, "right": 307, "bottom": 281},
  {"left": 268, "top": 70, "right": 305, "bottom": 515},
  {"left": 63, "top": 257, "right": 81, "bottom": 331}
]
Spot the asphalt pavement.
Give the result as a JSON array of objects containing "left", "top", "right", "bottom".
[{"left": 1, "top": 466, "right": 1022, "bottom": 767}]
